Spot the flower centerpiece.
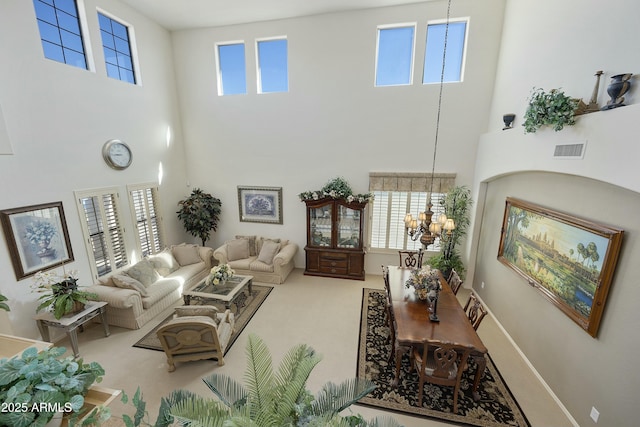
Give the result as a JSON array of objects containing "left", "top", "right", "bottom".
[
  {"left": 32, "top": 269, "right": 97, "bottom": 319},
  {"left": 205, "top": 264, "right": 234, "bottom": 286},
  {"left": 298, "top": 177, "right": 374, "bottom": 204},
  {"left": 405, "top": 265, "right": 441, "bottom": 301}
]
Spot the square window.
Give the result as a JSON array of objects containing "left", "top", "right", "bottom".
[
  {"left": 257, "top": 38, "right": 288, "bottom": 93},
  {"left": 98, "top": 12, "right": 137, "bottom": 84},
  {"left": 216, "top": 43, "right": 247, "bottom": 96},
  {"left": 423, "top": 21, "right": 467, "bottom": 84},
  {"left": 33, "top": 0, "right": 87, "bottom": 69},
  {"left": 375, "top": 25, "right": 415, "bottom": 87}
]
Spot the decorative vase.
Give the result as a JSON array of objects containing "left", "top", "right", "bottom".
[
  {"left": 502, "top": 113, "right": 515, "bottom": 130},
  {"left": 601, "top": 73, "right": 633, "bottom": 110}
]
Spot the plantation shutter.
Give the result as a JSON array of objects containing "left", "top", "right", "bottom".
[
  {"left": 129, "top": 185, "right": 163, "bottom": 257},
  {"left": 76, "top": 188, "right": 128, "bottom": 279}
]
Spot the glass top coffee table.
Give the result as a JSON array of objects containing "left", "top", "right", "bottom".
[{"left": 183, "top": 274, "right": 253, "bottom": 313}]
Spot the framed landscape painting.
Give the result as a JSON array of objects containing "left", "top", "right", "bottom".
[
  {"left": 237, "top": 186, "right": 283, "bottom": 224},
  {"left": 497, "top": 197, "right": 623, "bottom": 337},
  {"left": 0, "top": 201, "right": 74, "bottom": 280}
]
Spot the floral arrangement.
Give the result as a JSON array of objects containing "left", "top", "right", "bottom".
[
  {"left": 24, "top": 220, "right": 57, "bottom": 246},
  {"left": 206, "top": 264, "right": 234, "bottom": 286},
  {"left": 405, "top": 265, "right": 441, "bottom": 300},
  {"left": 298, "top": 177, "right": 374, "bottom": 203},
  {"left": 32, "top": 269, "right": 97, "bottom": 319}
]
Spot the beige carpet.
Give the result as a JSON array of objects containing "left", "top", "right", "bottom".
[{"left": 132, "top": 284, "right": 273, "bottom": 353}]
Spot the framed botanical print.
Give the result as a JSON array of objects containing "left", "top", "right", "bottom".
[
  {"left": 0, "top": 201, "right": 74, "bottom": 280},
  {"left": 237, "top": 186, "right": 283, "bottom": 224}
]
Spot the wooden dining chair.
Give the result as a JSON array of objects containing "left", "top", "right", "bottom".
[
  {"left": 398, "top": 249, "right": 424, "bottom": 268},
  {"left": 463, "top": 292, "right": 488, "bottom": 331},
  {"left": 448, "top": 269, "right": 463, "bottom": 295},
  {"left": 381, "top": 265, "right": 396, "bottom": 362},
  {"left": 412, "top": 342, "right": 472, "bottom": 413}
]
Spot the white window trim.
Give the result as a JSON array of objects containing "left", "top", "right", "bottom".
[
  {"left": 215, "top": 40, "right": 245, "bottom": 96},
  {"left": 96, "top": 7, "right": 142, "bottom": 85},
  {"left": 374, "top": 22, "right": 417, "bottom": 87},
  {"left": 255, "top": 35, "right": 288, "bottom": 94},
  {"left": 423, "top": 16, "right": 470, "bottom": 85},
  {"left": 126, "top": 182, "right": 164, "bottom": 258}
]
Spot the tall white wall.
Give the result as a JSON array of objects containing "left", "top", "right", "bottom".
[
  {"left": 0, "top": 0, "right": 190, "bottom": 338},
  {"left": 170, "top": 0, "right": 505, "bottom": 271},
  {"left": 471, "top": 0, "right": 640, "bottom": 425}
]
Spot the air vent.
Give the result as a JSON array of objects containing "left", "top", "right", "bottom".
[{"left": 553, "top": 141, "right": 586, "bottom": 159}]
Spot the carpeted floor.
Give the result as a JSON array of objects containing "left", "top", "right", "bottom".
[
  {"left": 132, "top": 284, "right": 273, "bottom": 353},
  {"left": 356, "top": 288, "right": 530, "bottom": 427}
]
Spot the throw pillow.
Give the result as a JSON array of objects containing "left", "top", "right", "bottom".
[
  {"left": 147, "top": 249, "right": 180, "bottom": 277},
  {"left": 257, "top": 240, "right": 281, "bottom": 265},
  {"left": 112, "top": 274, "right": 149, "bottom": 296},
  {"left": 257, "top": 237, "right": 281, "bottom": 254},
  {"left": 126, "top": 259, "right": 160, "bottom": 287},
  {"left": 172, "top": 244, "right": 202, "bottom": 266},
  {"left": 235, "top": 235, "right": 257, "bottom": 256},
  {"left": 227, "top": 238, "right": 250, "bottom": 261},
  {"left": 175, "top": 306, "right": 221, "bottom": 325}
]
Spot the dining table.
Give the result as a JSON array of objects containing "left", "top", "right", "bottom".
[{"left": 387, "top": 265, "right": 488, "bottom": 400}]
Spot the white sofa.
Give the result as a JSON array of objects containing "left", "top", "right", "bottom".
[
  {"left": 87, "top": 244, "right": 214, "bottom": 329},
  {"left": 214, "top": 235, "right": 298, "bottom": 284}
]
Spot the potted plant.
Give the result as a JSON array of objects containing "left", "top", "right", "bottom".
[
  {"left": 426, "top": 186, "right": 473, "bottom": 279},
  {"left": 523, "top": 87, "right": 579, "bottom": 133},
  {"left": 0, "top": 346, "right": 105, "bottom": 427},
  {"left": 31, "top": 270, "right": 98, "bottom": 320},
  {"left": 0, "top": 293, "right": 9, "bottom": 311},
  {"left": 165, "top": 334, "right": 399, "bottom": 426},
  {"left": 176, "top": 188, "right": 222, "bottom": 246}
]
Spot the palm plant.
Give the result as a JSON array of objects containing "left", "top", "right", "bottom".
[{"left": 167, "top": 334, "right": 399, "bottom": 427}]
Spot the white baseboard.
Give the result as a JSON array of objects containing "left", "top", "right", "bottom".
[{"left": 476, "top": 293, "right": 580, "bottom": 427}]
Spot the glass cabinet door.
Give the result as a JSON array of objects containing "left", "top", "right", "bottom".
[
  {"left": 337, "top": 205, "right": 361, "bottom": 248},
  {"left": 309, "top": 203, "right": 332, "bottom": 247}
]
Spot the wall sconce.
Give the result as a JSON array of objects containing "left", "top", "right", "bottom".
[{"left": 503, "top": 113, "right": 515, "bottom": 130}]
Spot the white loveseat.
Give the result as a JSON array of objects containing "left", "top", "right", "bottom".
[
  {"left": 87, "top": 244, "right": 214, "bottom": 329},
  {"left": 213, "top": 235, "right": 298, "bottom": 284}
]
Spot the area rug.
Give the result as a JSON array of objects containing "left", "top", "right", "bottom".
[
  {"left": 133, "top": 284, "right": 273, "bottom": 353},
  {"left": 356, "top": 288, "right": 530, "bottom": 427}
]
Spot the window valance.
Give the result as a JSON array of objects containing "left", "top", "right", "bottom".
[{"left": 368, "top": 172, "right": 456, "bottom": 193}]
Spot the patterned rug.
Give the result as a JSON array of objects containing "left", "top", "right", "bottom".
[
  {"left": 133, "top": 284, "right": 273, "bottom": 353},
  {"left": 356, "top": 288, "right": 530, "bottom": 427}
]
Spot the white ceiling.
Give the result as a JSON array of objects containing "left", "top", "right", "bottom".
[{"left": 118, "top": 0, "right": 430, "bottom": 31}]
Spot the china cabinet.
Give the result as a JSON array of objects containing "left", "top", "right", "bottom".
[{"left": 304, "top": 197, "right": 366, "bottom": 280}]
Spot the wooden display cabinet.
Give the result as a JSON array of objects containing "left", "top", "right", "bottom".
[{"left": 304, "top": 197, "right": 366, "bottom": 280}]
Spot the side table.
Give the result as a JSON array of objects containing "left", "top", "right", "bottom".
[{"left": 34, "top": 301, "right": 110, "bottom": 358}]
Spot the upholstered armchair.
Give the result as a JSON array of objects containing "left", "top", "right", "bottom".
[{"left": 156, "top": 306, "right": 235, "bottom": 372}]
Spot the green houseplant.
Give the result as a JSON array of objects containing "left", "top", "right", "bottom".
[
  {"left": 426, "top": 186, "right": 473, "bottom": 279},
  {"left": 166, "top": 334, "right": 399, "bottom": 427},
  {"left": 176, "top": 188, "right": 222, "bottom": 246},
  {"left": 0, "top": 293, "right": 9, "bottom": 311},
  {"left": 0, "top": 346, "right": 105, "bottom": 427},
  {"left": 32, "top": 270, "right": 97, "bottom": 320},
  {"left": 523, "top": 87, "right": 579, "bottom": 133}
]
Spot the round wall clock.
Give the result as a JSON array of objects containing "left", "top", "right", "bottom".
[{"left": 102, "top": 139, "right": 132, "bottom": 170}]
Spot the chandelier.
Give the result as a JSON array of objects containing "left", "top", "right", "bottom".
[{"left": 404, "top": 0, "right": 455, "bottom": 248}]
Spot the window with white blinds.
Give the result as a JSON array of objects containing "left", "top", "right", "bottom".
[
  {"left": 369, "top": 172, "right": 455, "bottom": 252},
  {"left": 127, "top": 183, "right": 163, "bottom": 257},
  {"left": 75, "top": 188, "right": 128, "bottom": 279}
]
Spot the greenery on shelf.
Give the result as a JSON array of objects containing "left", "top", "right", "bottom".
[
  {"left": 426, "top": 186, "right": 473, "bottom": 279},
  {"left": 0, "top": 293, "right": 9, "bottom": 311},
  {"left": 166, "top": 334, "right": 399, "bottom": 427},
  {"left": 299, "top": 176, "right": 373, "bottom": 204},
  {"left": 0, "top": 346, "right": 105, "bottom": 427},
  {"left": 523, "top": 87, "right": 579, "bottom": 133},
  {"left": 176, "top": 188, "right": 222, "bottom": 246},
  {"left": 31, "top": 270, "right": 97, "bottom": 320}
]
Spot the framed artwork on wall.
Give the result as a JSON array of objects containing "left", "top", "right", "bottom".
[
  {"left": 0, "top": 201, "right": 74, "bottom": 280},
  {"left": 497, "top": 197, "right": 623, "bottom": 337},
  {"left": 237, "top": 186, "right": 283, "bottom": 224}
]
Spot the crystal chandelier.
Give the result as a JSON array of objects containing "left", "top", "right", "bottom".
[{"left": 404, "top": 0, "right": 455, "bottom": 248}]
